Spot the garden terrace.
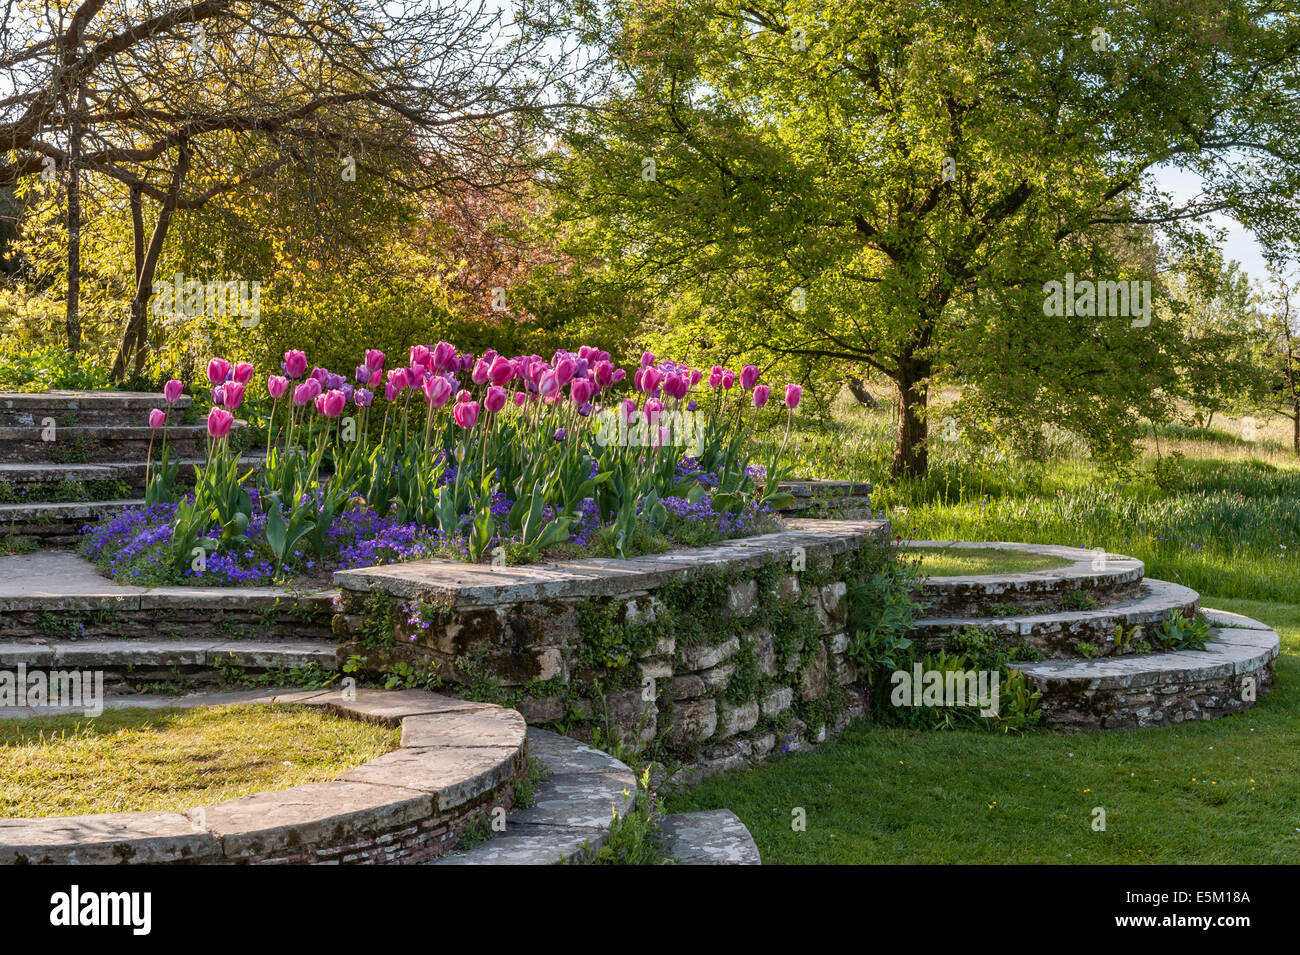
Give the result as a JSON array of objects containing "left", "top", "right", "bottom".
[{"left": 333, "top": 518, "right": 892, "bottom": 781}]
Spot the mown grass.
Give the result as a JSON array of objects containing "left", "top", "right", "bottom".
[
  {"left": 669, "top": 595, "right": 1300, "bottom": 864},
  {"left": 694, "top": 393, "right": 1300, "bottom": 863},
  {"left": 904, "top": 544, "right": 1072, "bottom": 577},
  {"left": 0, "top": 704, "right": 399, "bottom": 817}
]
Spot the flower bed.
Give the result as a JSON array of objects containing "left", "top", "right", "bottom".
[{"left": 82, "top": 345, "right": 802, "bottom": 586}]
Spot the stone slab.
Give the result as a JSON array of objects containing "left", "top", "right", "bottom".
[{"left": 659, "top": 809, "right": 761, "bottom": 865}]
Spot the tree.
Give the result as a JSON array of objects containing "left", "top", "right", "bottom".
[
  {"left": 1, "top": 0, "right": 589, "bottom": 375},
  {"left": 1260, "top": 272, "right": 1300, "bottom": 453},
  {"left": 547, "top": 0, "right": 1300, "bottom": 476}
]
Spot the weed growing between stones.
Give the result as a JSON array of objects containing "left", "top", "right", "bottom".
[{"left": 584, "top": 768, "right": 672, "bottom": 865}]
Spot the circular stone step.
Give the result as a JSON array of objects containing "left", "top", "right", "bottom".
[
  {"left": 1007, "top": 612, "right": 1279, "bottom": 729},
  {"left": 0, "top": 688, "right": 529, "bottom": 864},
  {"left": 904, "top": 541, "right": 1145, "bottom": 616},
  {"left": 910, "top": 578, "right": 1200, "bottom": 658}
]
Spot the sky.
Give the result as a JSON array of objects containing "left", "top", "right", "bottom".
[{"left": 1153, "top": 164, "right": 1273, "bottom": 285}]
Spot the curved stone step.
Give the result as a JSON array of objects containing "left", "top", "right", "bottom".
[
  {"left": 0, "top": 390, "right": 192, "bottom": 428},
  {"left": 910, "top": 578, "right": 1200, "bottom": 658},
  {"left": 904, "top": 540, "right": 1144, "bottom": 616},
  {"left": 1007, "top": 614, "right": 1279, "bottom": 729},
  {"left": 433, "top": 728, "right": 637, "bottom": 865},
  {"left": 659, "top": 809, "right": 762, "bottom": 864},
  {"left": 0, "top": 687, "right": 530, "bottom": 864}
]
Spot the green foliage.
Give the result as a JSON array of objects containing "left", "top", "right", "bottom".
[
  {"left": 1152, "top": 612, "right": 1213, "bottom": 651},
  {"left": 1061, "top": 589, "right": 1100, "bottom": 612},
  {"left": 0, "top": 341, "right": 113, "bottom": 391},
  {"left": 585, "top": 768, "right": 672, "bottom": 866}
]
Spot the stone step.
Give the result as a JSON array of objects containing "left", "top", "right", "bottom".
[
  {"left": 659, "top": 809, "right": 762, "bottom": 864},
  {"left": 0, "top": 424, "right": 207, "bottom": 463},
  {"left": 1008, "top": 613, "right": 1279, "bottom": 729},
  {"left": 909, "top": 578, "right": 1200, "bottom": 658},
  {"left": 906, "top": 541, "right": 1145, "bottom": 616},
  {"left": 0, "top": 462, "right": 124, "bottom": 484},
  {"left": 0, "top": 638, "right": 338, "bottom": 687},
  {"left": 433, "top": 727, "right": 637, "bottom": 865},
  {"left": 0, "top": 498, "right": 145, "bottom": 547},
  {"left": 0, "top": 390, "right": 192, "bottom": 428}
]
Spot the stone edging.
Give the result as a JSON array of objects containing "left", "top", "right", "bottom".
[{"left": 0, "top": 688, "right": 527, "bottom": 864}]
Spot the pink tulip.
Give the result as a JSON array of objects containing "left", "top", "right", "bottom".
[
  {"left": 640, "top": 367, "right": 663, "bottom": 394},
  {"left": 555, "top": 355, "right": 577, "bottom": 385},
  {"left": 292, "top": 380, "right": 320, "bottom": 406},
  {"left": 148, "top": 408, "right": 166, "bottom": 429},
  {"left": 513, "top": 391, "right": 527, "bottom": 407},
  {"left": 485, "top": 385, "right": 508, "bottom": 414},
  {"left": 431, "top": 342, "right": 457, "bottom": 371},
  {"left": 785, "top": 384, "right": 802, "bottom": 408},
  {"left": 283, "top": 350, "right": 308, "bottom": 380},
  {"left": 471, "top": 357, "right": 492, "bottom": 385},
  {"left": 593, "top": 360, "right": 615, "bottom": 388},
  {"left": 315, "top": 390, "right": 347, "bottom": 418},
  {"left": 538, "top": 371, "right": 559, "bottom": 398},
  {"left": 663, "top": 374, "right": 689, "bottom": 400},
  {"left": 488, "top": 356, "right": 515, "bottom": 386},
  {"left": 369, "top": 369, "right": 382, "bottom": 387},
  {"left": 740, "top": 364, "right": 760, "bottom": 390},
  {"left": 708, "top": 365, "right": 724, "bottom": 388},
  {"left": 164, "top": 379, "right": 184, "bottom": 403},
  {"left": 423, "top": 376, "right": 453, "bottom": 408},
  {"left": 387, "top": 367, "right": 410, "bottom": 392},
  {"left": 689, "top": 368, "right": 703, "bottom": 386},
  {"left": 640, "top": 351, "right": 655, "bottom": 368},
  {"left": 267, "top": 375, "right": 288, "bottom": 400},
  {"left": 410, "top": 345, "right": 432, "bottom": 370},
  {"left": 206, "top": 358, "right": 231, "bottom": 386},
  {"left": 207, "top": 407, "right": 234, "bottom": 439},
  {"left": 611, "top": 368, "right": 627, "bottom": 384},
  {"left": 571, "top": 378, "right": 596, "bottom": 406},
  {"left": 453, "top": 400, "right": 481, "bottom": 429},
  {"left": 721, "top": 369, "right": 735, "bottom": 390},
  {"left": 644, "top": 396, "right": 665, "bottom": 423},
  {"left": 753, "top": 384, "right": 771, "bottom": 408},
  {"left": 456, "top": 389, "right": 472, "bottom": 403},
  {"left": 620, "top": 398, "right": 637, "bottom": 424},
  {"left": 365, "top": 349, "right": 386, "bottom": 372},
  {"left": 223, "top": 381, "right": 246, "bottom": 410},
  {"left": 232, "top": 361, "right": 255, "bottom": 385}
]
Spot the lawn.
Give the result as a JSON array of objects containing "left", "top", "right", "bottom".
[
  {"left": 0, "top": 704, "right": 399, "bottom": 817},
  {"left": 673, "top": 395, "right": 1300, "bottom": 864},
  {"left": 903, "top": 544, "right": 1073, "bottom": 577}
]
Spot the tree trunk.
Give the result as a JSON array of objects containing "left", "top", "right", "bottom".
[
  {"left": 892, "top": 356, "right": 930, "bottom": 479},
  {"left": 112, "top": 145, "right": 190, "bottom": 380},
  {"left": 64, "top": 45, "right": 86, "bottom": 355},
  {"left": 1294, "top": 401, "right": 1299, "bottom": 454}
]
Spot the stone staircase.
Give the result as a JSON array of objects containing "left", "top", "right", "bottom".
[
  {"left": 905, "top": 541, "right": 1280, "bottom": 729},
  {"left": 0, "top": 390, "right": 209, "bottom": 546}
]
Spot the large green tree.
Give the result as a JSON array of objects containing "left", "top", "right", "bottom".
[{"left": 547, "top": 0, "right": 1300, "bottom": 476}]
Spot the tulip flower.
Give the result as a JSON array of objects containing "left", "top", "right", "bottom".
[
  {"left": 555, "top": 355, "right": 577, "bottom": 385},
  {"left": 640, "top": 366, "right": 663, "bottom": 394},
  {"left": 485, "top": 385, "right": 508, "bottom": 414},
  {"left": 640, "top": 351, "right": 655, "bottom": 368},
  {"left": 283, "top": 350, "right": 308, "bottom": 380},
  {"left": 207, "top": 406, "right": 234, "bottom": 439},
  {"left": 708, "top": 365, "right": 724, "bottom": 388},
  {"left": 471, "top": 357, "right": 492, "bottom": 385},
  {"left": 267, "top": 376, "right": 288, "bottom": 400},
  {"left": 721, "top": 369, "right": 735, "bottom": 390},
  {"left": 148, "top": 408, "right": 166, "bottom": 429},
  {"left": 785, "top": 384, "right": 802, "bottom": 408},
  {"left": 663, "top": 373, "right": 689, "bottom": 400},
  {"left": 206, "top": 358, "right": 231, "bottom": 386},
  {"left": 164, "top": 379, "right": 184, "bottom": 403},
  {"left": 611, "top": 368, "right": 627, "bottom": 384},
  {"left": 365, "top": 349, "right": 386, "bottom": 372},
  {"left": 315, "top": 390, "right": 347, "bottom": 418},
  {"left": 292, "top": 381, "right": 320, "bottom": 406},
  {"left": 369, "top": 369, "right": 382, "bottom": 387},
  {"left": 620, "top": 398, "right": 638, "bottom": 424},
  {"left": 644, "top": 396, "right": 665, "bottom": 423},
  {"left": 309, "top": 366, "right": 329, "bottom": 385},
  {"left": 232, "top": 362, "right": 255, "bottom": 385},
  {"left": 355, "top": 365, "right": 370, "bottom": 384},
  {"left": 387, "top": 367, "right": 410, "bottom": 392},
  {"left": 538, "top": 370, "right": 559, "bottom": 398},
  {"left": 427, "top": 342, "right": 453, "bottom": 371},
  {"left": 211, "top": 385, "right": 225, "bottom": 406},
  {"left": 453, "top": 399, "right": 481, "bottom": 429},
  {"left": 740, "top": 364, "right": 760, "bottom": 390},
  {"left": 571, "top": 378, "right": 596, "bottom": 406},
  {"left": 223, "top": 381, "right": 246, "bottom": 410},
  {"left": 424, "top": 376, "right": 453, "bottom": 408},
  {"left": 753, "top": 384, "right": 771, "bottom": 408},
  {"left": 594, "top": 360, "right": 614, "bottom": 388},
  {"left": 411, "top": 345, "right": 432, "bottom": 370},
  {"left": 513, "top": 391, "right": 528, "bottom": 407},
  {"left": 354, "top": 388, "right": 374, "bottom": 408}
]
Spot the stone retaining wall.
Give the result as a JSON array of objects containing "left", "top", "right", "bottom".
[{"left": 332, "top": 519, "right": 891, "bottom": 783}]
